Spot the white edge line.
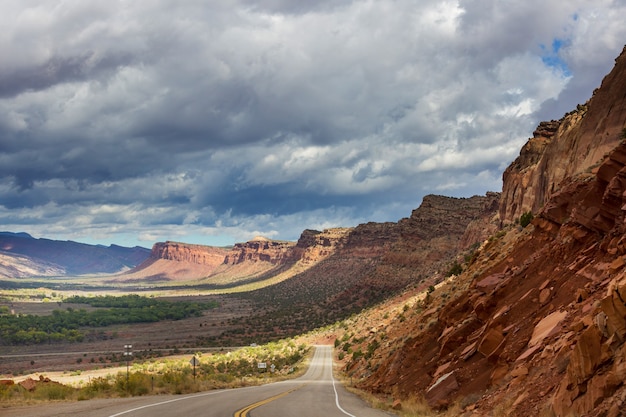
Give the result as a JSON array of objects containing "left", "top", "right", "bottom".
[
  {"left": 107, "top": 386, "right": 255, "bottom": 417},
  {"left": 329, "top": 348, "right": 357, "bottom": 417}
]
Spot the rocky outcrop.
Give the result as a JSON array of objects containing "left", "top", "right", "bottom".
[
  {"left": 340, "top": 46, "right": 626, "bottom": 417},
  {"left": 348, "top": 143, "right": 626, "bottom": 416},
  {"left": 223, "top": 237, "right": 296, "bottom": 265},
  {"left": 150, "top": 241, "right": 228, "bottom": 266},
  {"left": 291, "top": 228, "right": 351, "bottom": 265},
  {"left": 384, "top": 193, "right": 500, "bottom": 273},
  {"left": 118, "top": 241, "right": 231, "bottom": 281},
  {"left": 18, "top": 375, "right": 58, "bottom": 392},
  {"left": 402, "top": 193, "right": 500, "bottom": 246},
  {"left": 499, "top": 122, "right": 558, "bottom": 223},
  {"left": 235, "top": 193, "right": 502, "bottom": 346},
  {"left": 548, "top": 141, "right": 626, "bottom": 416},
  {"left": 500, "top": 45, "right": 626, "bottom": 225}
]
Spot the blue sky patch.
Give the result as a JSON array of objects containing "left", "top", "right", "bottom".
[{"left": 541, "top": 38, "right": 572, "bottom": 76}]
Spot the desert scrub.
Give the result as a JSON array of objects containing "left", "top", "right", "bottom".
[
  {"left": 445, "top": 261, "right": 463, "bottom": 277},
  {"left": 33, "top": 383, "right": 76, "bottom": 401},
  {"left": 4, "top": 339, "right": 311, "bottom": 404},
  {"left": 519, "top": 211, "right": 534, "bottom": 228}
]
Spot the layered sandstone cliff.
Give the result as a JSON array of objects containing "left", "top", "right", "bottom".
[
  {"left": 223, "top": 236, "right": 296, "bottom": 265},
  {"left": 291, "top": 228, "right": 351, "bottom": 265},
  {"left": 151, "top": 241, "right": 228, "bottom": 266},
  {"left": 118, "top": 241, "right": 230, "bottom": 281},
  {"left": 345, "top": 151, "right": 626, "bottom": 416},
  {"left": 500, "top": 45, "right": 626, "bottom": 225},
  {"left": 232, "top": 192, "right": 502, "bottom": 346},
  {"left": 342, "top": 45, "right": 626, "bottom": 417}
]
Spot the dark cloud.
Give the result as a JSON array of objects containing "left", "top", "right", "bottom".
[
  {"left": 0, "top": 0, "right": 624, "bottom": 247},
  {"left": 241, "top": 0, "right": 354, "bottom": 14},
  {"left": 0, "top": 51, "right": 134, "bottom": 98}
]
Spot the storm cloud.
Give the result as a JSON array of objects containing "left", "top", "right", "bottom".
[{"left": 1, "top": 0, "right": 625, "bottom": 247}]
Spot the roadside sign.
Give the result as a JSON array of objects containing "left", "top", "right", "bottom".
[
  {"left": 190, "top": 356, "right": 200, "bottom": 380},
  {"left": 258, "top": 362, "right": 267, "bottom": 369}
]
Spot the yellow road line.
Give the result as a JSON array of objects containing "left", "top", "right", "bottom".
[{"left": 233, "top": 385, "right": 304, "bottom": 417}]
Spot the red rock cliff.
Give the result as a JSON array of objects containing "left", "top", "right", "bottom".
[
  {"left": 345, "top": 45, "right": 626, "bottom": 417},
  {"left": 150, "top": 241, "right": 228, "bottom": 266},
  {"left": 223, "top": 236, "right": 296, "bottom": 265},
  {"left": 291, "top": 228, "right": 352, "bottom": 265},
  {"left": 500, "top": 45, "right": 626, "bottom": 225}
]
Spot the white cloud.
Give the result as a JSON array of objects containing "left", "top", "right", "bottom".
[{"left": 0, "top": 0, "right": 625, "bottom": 246}]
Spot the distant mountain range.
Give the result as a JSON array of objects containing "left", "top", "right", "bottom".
[{"left": 0, "top": 232, "right": 150, "bottom": 277}]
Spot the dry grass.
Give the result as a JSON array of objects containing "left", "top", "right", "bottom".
[{"left": 1, "top": 339, "right": 311, "bottom": 407}]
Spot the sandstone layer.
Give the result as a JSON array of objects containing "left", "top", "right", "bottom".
[
  {"left": 223, "top": 237, "right": 296, "bottom": 265},
  {"left": 500, "top": 46, "right": 626, "bottom": 225},
  {"left": 231, "top": 193, "right": 501, "bottom": 342},
  {"left": 151, "top": 241, "right": 229, "bottom": 266},
  {"left": 342, "top": 45, "right": 626, "bottom": 417}
]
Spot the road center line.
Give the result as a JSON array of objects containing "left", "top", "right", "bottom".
[{"left": 233, "top": 385, "right": 304, "bottom": 417}]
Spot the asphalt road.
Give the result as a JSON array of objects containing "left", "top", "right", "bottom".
[{"left": 2, "top": 345, "right": 397, "bottom": 417}]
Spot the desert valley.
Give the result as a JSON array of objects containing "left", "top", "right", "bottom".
[{"left": 2, "top": 46, "right": 626, "bottom": 417}]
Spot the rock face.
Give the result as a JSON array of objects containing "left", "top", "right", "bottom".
[
  {"left": 500, "top": 45, "right": 626, "bottom": 225},
  {"left": 386, "top": 193, "right": 500, "bottom": 276},
  {"left": 234, "top": 193, "right": 501, "bottom": 344},
  {"left": 342, "top": 46, "right": 626, "bottom": 417},
  {"left": 548, "top": 140, "right": 626, "bottom": 416},
  {"left": 291, "top": 228, "right": 352, "bottom": 265},
  {"left": 151, "top": 241, "right": 228, "bottom": 266},
  {"left": 120, "top": 241, "right": 231, "bottom": 281},
  {"left": 223, "top": 237, "right": 296, "bottom": 265}
]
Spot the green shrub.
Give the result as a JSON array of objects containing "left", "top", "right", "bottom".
[
  {"left": 34, "top": 383, "right": 75, "bottom": 401},
  {"left": 446, "top": 261, "right": 463, "bottom": 277},
  {"left": 351, "top": 349, "right": 364, "bottom": 361},
  {"left": 519, "top": 211, "right": 534, "bottom": 228}
]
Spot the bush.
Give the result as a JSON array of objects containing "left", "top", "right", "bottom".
[
  {"left": 351, "top": 349, "right": 364, "bottom": 361},
  {"left": 34, "top": 383, "right": 75, "bottom": 401},
  {"left": 519, "top": 211, "right": 534, "bottom": 228},
  {"left": 446, "top": 261, "right": 463, "bottom": 277}
]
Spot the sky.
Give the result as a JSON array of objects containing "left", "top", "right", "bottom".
[{"left": 1, "top": 0, "right": 625, "bottom": 249}]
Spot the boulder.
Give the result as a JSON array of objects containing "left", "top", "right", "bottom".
[
  {"left": 528, "top": 310, "right": 567, "bottom": 347},
  {"left": 18, "top": 378, "right": 37, "bottom": 391},
  {"left": 426, "top": 371, "right": 459, "bottom": 408},
  {"left": 475, "top": 274, "right": 505, "bottom": 294},
  {"left": 567, "top": 325, "right": 603, "bottom": 385},
  {"left": 600, "top": 278, "right": 626, "bottom": 341},
  {"left": 477, "top": 326, "right": 505, "bottom": 359}
]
